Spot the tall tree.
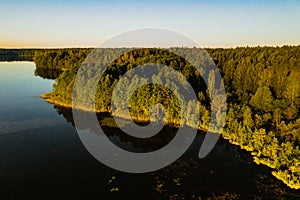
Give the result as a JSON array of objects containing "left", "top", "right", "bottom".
[
  {"left": 284, "top": 71, "right": 300, "bottom": 106},
  {"left": 249, "top": 86, "right": 273, "bottom": 112}
]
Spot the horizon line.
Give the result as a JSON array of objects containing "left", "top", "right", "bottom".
[{"left": 1, "top": 44, "right": 299, "bottom": 50}]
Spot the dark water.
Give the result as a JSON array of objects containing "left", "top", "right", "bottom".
[{"left": 0, "top": 62, "right": 299, "bottom": 200}]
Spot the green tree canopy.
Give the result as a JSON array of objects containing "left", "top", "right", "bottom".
[{"left": 249, "top": 86, "right": 273, "bottom": 112}]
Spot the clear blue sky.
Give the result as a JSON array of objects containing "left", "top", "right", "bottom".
[{"left": 0, "top": 0, "right": 299, "bottom": 48}]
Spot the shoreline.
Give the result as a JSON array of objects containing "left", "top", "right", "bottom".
[
  {"left": 41, "top": 93, "right": 300, "bottom": 190},
  {"left": 41, "top": 92, "right": 209, "bottom": 131}
]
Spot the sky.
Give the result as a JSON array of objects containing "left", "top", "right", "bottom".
[{"left": 0, "top": 0, "right": 299, "bottom": 48}]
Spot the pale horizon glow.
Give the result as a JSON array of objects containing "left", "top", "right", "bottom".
[{"left": 0, "top": 0, "right": 300, "bottom": 48}]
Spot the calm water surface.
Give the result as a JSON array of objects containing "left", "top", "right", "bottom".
[{"left": 0, "top": 62, "right": 299, "bottom": 199}]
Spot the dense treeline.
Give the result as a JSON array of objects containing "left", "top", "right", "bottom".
[
  {"left": 33, "top": 48, "right": 91, "bottom": 70},
  {"left": 0, "top": 49, "right": 35, "bottom": 61},
  {"left": 34, "top": 68, "right": 63, "bottom": 80},
  {"left": 205, "top": 46, "right": 300, "bottom": 189},
  {"left": 41, "top": 48, "right": 219, "bottom": 127},
  {"left": 34, "top": 46, "right": 299, "bottom": 189}
]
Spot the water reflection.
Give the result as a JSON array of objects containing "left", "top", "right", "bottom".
[
  {"left": 49, "top": 104, "right": 300, "bottom": 199},
  {"left": 53, "top": 105, "right": 182, "bottom": 153},
  {"left": 0, "top": 62, "right": 59, "bottom": 132},
  {"left": 34, "top": 67, "right": 63, "bottom": 80}
]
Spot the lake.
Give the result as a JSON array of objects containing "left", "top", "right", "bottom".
[{"left": 0, "top": 62, "right": 299, "bottom": 199}]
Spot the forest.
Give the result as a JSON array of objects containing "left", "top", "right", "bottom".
[
  {"left": 2, "top": 46, "right": 300, "bottom": 189},
  {"left": 0, "top": 49, "right": 35, "bottom": 61}
]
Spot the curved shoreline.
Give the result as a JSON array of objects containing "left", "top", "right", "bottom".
[
  {"left": 41, "top": 93, "right": 300, "bottom": 190},
  {"left": 41, "top": 92, "right": 209, "bottom": 131}
]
